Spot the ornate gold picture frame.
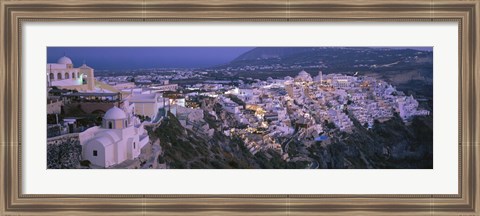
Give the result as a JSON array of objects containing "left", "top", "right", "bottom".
[{"left": 1, "top": 0, "right": 478, "bottom": 215}]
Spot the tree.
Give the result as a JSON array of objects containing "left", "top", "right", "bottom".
[
  {"left": 324, "top": 120, "right": 336, "bottom": 129},
  {"left": 157, "top": 155, "right": 166, "bottom": 164},
  {"left": 80, "top": 160, "right": 91, "bottom": 167}
]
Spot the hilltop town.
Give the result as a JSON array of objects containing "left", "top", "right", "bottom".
[{"left": 47, "top": 53, "right": 432, "bottom": 169}]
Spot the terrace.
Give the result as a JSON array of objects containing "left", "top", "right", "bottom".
[{"left": 61, "top": 92, "right": 122, "bottom": 103}]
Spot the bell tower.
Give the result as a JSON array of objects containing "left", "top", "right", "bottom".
[{"left": 79, "top": 64, "right": 95, "bottom": 90}]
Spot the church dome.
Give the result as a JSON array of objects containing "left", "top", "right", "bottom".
[
  {"left": 103, "top": 106, "right": 127, "bottom": 120},
  {"left": 298, "top": 70, "right": 309, "bottom": 76},
  {"left": 57, "top": 56, "right": 73, "bottom": 65},
  {"left": 295, "top": 70, "right": 313, "bottom": 82}
]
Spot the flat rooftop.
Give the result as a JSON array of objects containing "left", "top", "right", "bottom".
[{"left": 62, "top": 92, "right": 120, "bottom": 97}]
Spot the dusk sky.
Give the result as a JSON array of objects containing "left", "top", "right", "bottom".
[
  {"left": 47, "top": 47, "right": 255, "bottom": 70},
  {"left": 47, "top": 47, "right": 432, "bottom": 70}
]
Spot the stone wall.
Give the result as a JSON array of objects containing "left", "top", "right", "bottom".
[
  {"left": 47, "top": 99, "right": 63, "bottom": 114},
  {"left": 64, "top": 102, "right": 116, "bottom": 114},
  {"left": 47, "top": 134, "right": 82, "bottom": 169}
]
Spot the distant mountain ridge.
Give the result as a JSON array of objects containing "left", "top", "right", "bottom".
[
  {"left": 216, "top": 47, "right": 433, "bottom": 99},
  {"left": 230, "top": 47, "right": 431, "bottom": 64},
  {"left": 233, "top": 47, "right": 320, "bottom": 62}
]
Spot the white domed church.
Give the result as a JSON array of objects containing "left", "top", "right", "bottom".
[
  {"left": 47, "top": 55, "right": 97, "bottom": 91},
  {"left": 79, "top": 106, "right": 149, "bottom": 168}
]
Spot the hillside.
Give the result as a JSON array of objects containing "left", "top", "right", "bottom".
[
  {"left": 307, "top": 114, "right": 433, "bottom": 169},
  {"left": 233, "top": 47, "right": 319, "bottom": 62},
  {"left": 147, "top": 103, "right": 432, "bottom": 169},
  {"left": 147, "top": 111, "right": 308, "bottom": 169},
  {"left": 215, "top": 47, "right": 433, "bottom": 100}
]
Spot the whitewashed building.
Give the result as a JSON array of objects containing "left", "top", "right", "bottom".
[
  {"left": 47, "top": 55, "right": 96, "bottom": 91},
  {"left": 128, "top": 93, "right": 165, "bottom": 120},
  {"left": 79, "top": 106, "right": 149, "bottom": 168}
]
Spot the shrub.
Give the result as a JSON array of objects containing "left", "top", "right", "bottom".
[{"left": 80, "top": 160, "right": 91, "bottom": 167}]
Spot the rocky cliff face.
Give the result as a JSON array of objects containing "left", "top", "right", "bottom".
[
  {"left": 148, "top": 105, "right": 307, "bottom": 169},
  {"left": 47, "top": 135, "right": 82, "bottom": 169},
  {"left": 149, "top": 96, "right": 432, "bottom": 169},
  {"left": 307, "top": 115, "right": 433, "bottom": 169}
]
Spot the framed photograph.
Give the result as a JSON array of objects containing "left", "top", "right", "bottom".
[{"left": 1, "top": 0, "right": 479, "bottom": 215}]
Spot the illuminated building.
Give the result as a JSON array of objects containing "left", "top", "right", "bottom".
[{"left": 47, "top": 55, "right": 98, "bottom": 91}]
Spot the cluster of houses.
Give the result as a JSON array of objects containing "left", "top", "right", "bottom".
[
  {"left": 48, "top": 55, "right": 430, "bottom": 167},
  {"left": 203, "top": 70, "right": 430, "bottom": 156}
]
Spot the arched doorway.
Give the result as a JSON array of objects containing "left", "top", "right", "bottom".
[
  {"left": 49, "top": 73, "right": 54, "bottom": 80},
  {"left": 57, "top": 73, "right": 62, "bottom": 80},
  {"left": 65, "top": 73, "right": 70, "bottom": 79}
]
